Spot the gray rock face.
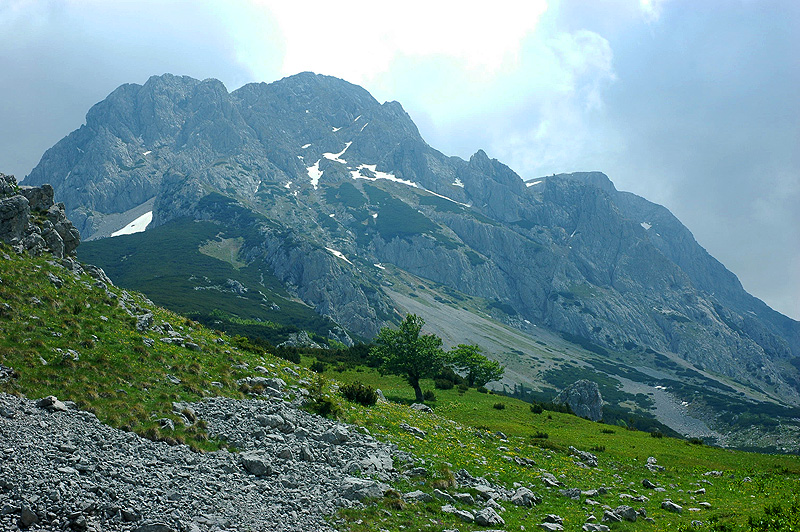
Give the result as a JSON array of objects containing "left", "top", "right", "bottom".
[
  {"left": 555, "top": 381, "right": 603, "bottom": 421},
  {"left": 23, "top": 73, "right": 800, "bottom": 409},
  {"left": 0, "top": 173, "right": 80, "bottom": 258}
]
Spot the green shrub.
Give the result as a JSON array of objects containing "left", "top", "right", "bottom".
[
  {"left": 310, "top": 360, "right": 327, "bottom": 373},
  {"left": 305, "top": 374, "right": 341, "bottom": 418},
  {"left": 532, "top": 431, "right": 549, "bottom": 439},
  {"left": 493, "top": 402, "right": 506, "bottom": 410},
  {"left": 477, "top": 386, "right": 488, "bottom": 394},
  {"left": 422, "top": 390, "right": 436, "bottom": 402},
  {"left": 457, "top": 383, "right": 469, "bottom": 393},
  {"left": 651, "top": 430, "right": 664, "bottom": 438},
  {"left": 434, "top": 378, "right": 454, "bottom": 390},
  {"left": 340, "top": 381, "right": 378, "bottom": 406},
  {"left": 600, "top": 428, "right": 616, "bottom": 434},
  {"left": 689, "top": 437, "right": 704, "bottom": 445},
  {"left": 530, "top": 403, "right": 544, "bottom": 414}
]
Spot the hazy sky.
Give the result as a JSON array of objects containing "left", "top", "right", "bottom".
[{"left": 1, "top": 0, "right": 798, "bottom": 319}]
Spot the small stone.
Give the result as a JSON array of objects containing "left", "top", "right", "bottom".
[
  {"left": 642, "top": 478, "right": 657, "bottom": 489},
  {"left": 582, "top": 524, "right": 610, "bottom": 532},
  {"left": 662, "top": 500, "right": 683, "bottom": 513}
]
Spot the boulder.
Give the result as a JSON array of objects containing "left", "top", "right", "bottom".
[
  {"left": 554, "top": 380, "right": 603, "bottom": 421},
  {"left": 511, "top": 486, "right": 541, "bottom": 507},
  {"left": 475, "top": 507, "right": 505, "bottom": 526},
  {"left": 240, "top": 451, "right": 273, "bottom": 476}
]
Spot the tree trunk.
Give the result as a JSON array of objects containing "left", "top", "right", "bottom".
[{"left": 410, "top": 376, "right": 424, "bottom": 402}]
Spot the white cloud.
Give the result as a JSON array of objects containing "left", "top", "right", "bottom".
[
  {"left": 245, "top": 0, "right": 547, "bottom": 84},
  {"left": 639, "top": 0, "right": 668, "bottom": 23}
]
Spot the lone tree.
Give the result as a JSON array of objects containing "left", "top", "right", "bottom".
[
  {"left": 370, "top": 314, "right": 447, "bottom": 402},
  {"left": 450, "top": 344, "right": 505, "bottom": 387}
]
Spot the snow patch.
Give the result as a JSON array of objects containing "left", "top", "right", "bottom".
[
  {"left": 307, "top": 160, "right": 322, "bottom": 189},
  {"left": 284, "top": 181, "right": 293, "bottom": 189},
  {"left": 371, "top": 213, "right": 378, "bottom": 219},
  {"left": 325, "top": 247, "right": 353, "bottom": 265},
  {"left": 142, "top": 151, "right": 152, "bottom": 156},
  {"left": 350, "top": 164, "right": 418, "bottom": 188},
  {"left": 526, "top": 180, "right": 543, "bottom": 187},
  {"left": 360, "top": 122, "right": 369, "bottom": 132},
  {"left": 297, "top": 155, "right": 304, "bottom": 159},
  {"left": 641, "top": 222, "right": 652, "bottom": 230},
  {"left": 301, "top": 143, "right": 311, "bottom": 149},
  {"left": 332, "top": 127, "right": 341, "bottom": 132},
  {"left": 452, "top": 178, "right": 464, "bottom": 187},
  {"left": 328, "top": 213, "right": 335, "bottom": 218},
  {"left": 111, "top": 211, "right": 152, "bottom": 237},
  {"left": 421, "top": 189, "right": 469, "bottom": 207},
  {"left": 322, "top": 142, "right": 352, "bottom": 164},
  {"left": 374, "top": 263, "right": 385, "bottom": 270},
  {"left": 354, "top": 115, "right": 361, "bottom": 121}
]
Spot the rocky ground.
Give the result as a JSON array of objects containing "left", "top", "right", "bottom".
[{"left": 0, "top": 393, "right": 406, "bottom": 532}]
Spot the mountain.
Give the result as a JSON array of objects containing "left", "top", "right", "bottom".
[{"left": 25, "top": 72, "right": 800, "bottom": 445}]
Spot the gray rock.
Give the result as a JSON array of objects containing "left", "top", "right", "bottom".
[
  {"left": 554, "top": 380, "right": 603, "bottom": 421},
  {"left": 399, "top": 423, "right": 426, "bottom": 438},
  {"left": 404, "top": 490, "right": 434, "bottom": 503},
  {"left": 19, "top": 506, "right": 38, "bottom": 527},
  {"left": 662, "top": 500, "right": 683, "bottom": 513},
  {"left": 602, "top": 510, "right": 622, "bottom": 523},
  {"left": 614, "top": 505, "right": 637, "bottom": 522},
  {"left": 441, "top": 504, "right": 474, "bottom": 523},
  {"left": 433, "top": 488, "right": 455, "bottom": 503},
  {"left": 133, "top": 524, "right": 175, "bottom": 532},
  {"left": 582, "top": 524, "right": 610, "bottom": 532},
  {"left": 511, "top": 486, "right": 541, "bottom": 507},
  {"left": 36, "top": 395, "right": 67, "bottom": 412},
  {"left": 240, "top": 451, "right": 273, "bottom": 476},
  {"left": 453, "top": 492, "right": 475, "bottom": 505},
  {"left": 559, "top": 488, "right": 582, "bottom": 500},
  {"left": 642, "top": 478, "right": 657, "bottom": 489},
  {"left": 340, "top": 477, "right": 384, "bottom": 501},
  {"left": 539, "top": 523, "right": 563, "bottom": 531},
  {"left": 410, "top": 403, "right": 433, "bottom": 413},
  {"left": 475, "top": 507, "right": 505, "bottom": 526}
]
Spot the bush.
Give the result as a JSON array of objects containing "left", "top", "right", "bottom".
[
  {"left": 590, "top": 445, "right": 606, "bottom": 452},
  {"left": 422, "top": 390, "right": 436, "bottom": 402},
  {"left": 689, "top": 437, "right": 704, "bottom": 445},
  {"left": 434, "top": 378, "right": 454, "bottom": 390},
  {"left": 532, "top": 431, "right": 549, "bottom": 439},
  {"left": 457, "top": 383, "right": 469, "bottom": 393},
  {"left": 650, "top": 430, "right": 664, "bottom": 439},
  {"left": 305, "top": 374, "right": 341, "bottom": 418},
  {"left": 340, "top": 381, "right": 378, "bottom": 406},
  {"left": 477, "top": 386, "right": 488, "bottom": 394},
  {"left": 309, "top": 360, "right": 327, "bottom": 373},
  {"left": 530, "top": 403, "right": 544, "bottom": 414},
  {"left": 493, "top": 402, "right": 506, "bottom": 410},
  {"left": 600, "top": 428, "right": 616, "bottom": 434}
]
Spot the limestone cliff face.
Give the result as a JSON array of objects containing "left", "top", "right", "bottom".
[{"left": 24, "top": 72, "right": 800, "bottom": 404}]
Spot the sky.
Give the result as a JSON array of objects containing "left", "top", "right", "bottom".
[{"left": 1, "top": 0, "right": 798, "bottom": 319}]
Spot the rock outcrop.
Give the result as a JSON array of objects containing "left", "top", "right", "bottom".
[
  {"left": 0, "top": 173, "right": 80, "bottom": 258},
  {"left": 554, "top": 380, "right": 604, "bottom": 421}
]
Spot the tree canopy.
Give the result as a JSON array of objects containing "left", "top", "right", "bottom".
[
  {"left": 450, "top": 343, "right": 505, "bottom": 387},
  {"left": 369, "top": 314, "right": 446, "bottom": 402}
]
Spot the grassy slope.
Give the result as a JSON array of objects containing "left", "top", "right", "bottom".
[
  {"left": 1, "top": 246, "right": 799, "bottom": 532},
  {"left": 77, "top": 218, "right": 337, "bottom": 345}
]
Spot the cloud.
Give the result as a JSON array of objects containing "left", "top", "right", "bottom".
[{"left": 246, "top": 0, "right": 547, "bottom": 84}]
